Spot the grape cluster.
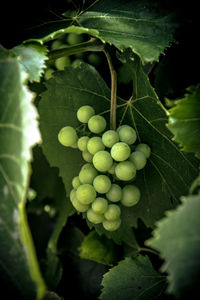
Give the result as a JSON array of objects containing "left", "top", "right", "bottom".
[{"left": 58, "top": 105, "right": 151, "bottom": 231}]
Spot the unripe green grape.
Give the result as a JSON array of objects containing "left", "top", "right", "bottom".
[
  {"left": 102, "top": 130, "right": 119, "bottom": 148},
  {"left": 92, "top": 197, "right": 108, "bottom": 214},
  {"left": 88, "top": 115, "right": 106, "bottom": 134},
  {"left": 102, "top": 218, "right": 121, "bottom": 231},
  {"left": 104, "top": 204, "right": 121, "bottom": 221},
  {"left": 135, "top": 143, "right": 151, "bottom": 158},
  {"left": 70, "top": 188, "right": 76, "bottom": 202},
  {"left": 121, "top": 185, "right": 140, "bottom": 207},
  {"left": 93, "top": 150, "right": 113, "bottom": 172},
  {"left": 82, "top": 150, "right": 93, "bottom": 162},
  {"left": 71, "top": 196, "right": 90, "bottom": 212},
  {"left": 108, "top": 162, "right": 117, "bottom": 175},
  {"left": 106, "top": 184, "right": 122, "bottom": 203},
  {"left": 77, "top": 105, "right": 95, "bottom": 123},
  {"left": 129, "top": 151, "right": 147, "bottom": 170},
  {"left": 115, "top": 161, "right": 136, "bottom": 181},
  {"left": 76, "top": 184, "right": 96, "bottom": 204},
  {"left": 87, "top": 53, "right": 102, "bottom": 66},
  {"left": 77, "top": 136, "right": 90, "bottom": 151},
  {"left": 111, "top": 142, "right": 131, "bottom": 161},
  {"left": 67, "top": 33, "right": 83, "bottom": 45},
  {"left": 70, "top": 142, "right": 78, "bottom": 149},
  {"left": 58, "top": 126, "right": 78, "bottom": 147},
  {"left": 79, "top": 164, "right": 98, "bottom": 184},
  {"left": 72, "top": 176, "right": 81, "bottom": 189},
  {"left": 93, "top": 175, "right": 111, "bottom": 194},
  {"left": 87, "top": 208, "right": 104, "bottom": 224},
  {"left": 72, "top": 58, "right": 84, "bottom": 68},
  {"left": 87, "top": 137, "right": 105, "bottom": 155},
  {"left": 44, "top": 68, "right": 54, "bottom": 80},
  {"left": 117, "top": 125, "right": 137, "bottom": 145},
  {"left": 55, "top": 56, "right": 71, "bottom": 70}
]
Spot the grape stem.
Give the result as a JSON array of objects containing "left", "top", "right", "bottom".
[
  {"left": 48, "top": 37, "right": 104, "bottom": 61},
  {"left": 103, "top": 47, "right": 117, "bottom": 130}
]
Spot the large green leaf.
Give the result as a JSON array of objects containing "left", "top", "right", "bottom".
[
  {"left": 167, "top": 84, "right": 200, "bottom": 157},
  {"left": 78, "top": 0, "right": 177, "bottom": 63},
  {"left": 0, "top": 47, "right": 46, "bottom": 298},
  {"left": 148, "top": 194, "right": 200, "bottom": 298},
  {"left": 100, "top": 255, "right": 166, "bottom": 300},
  {"left": 39, "top": 57, "right": 198, "bottom": 241}
]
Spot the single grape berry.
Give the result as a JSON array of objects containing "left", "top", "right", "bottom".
[
  {"left": 77, "top": 105, "right": 95, "bottom": 123},
  {"left": 102, "top": 130, "right": 119, "bottom": 148},
  {"left": 104, "top": 204, "right": 121, "bottom": 221},
  {"left": 67, "top": 33, "right": 83, "bottom": 45},
  {"left": 69, "top": 189, "right": 76, "bottom": 202},
  {"left": 71, "top": 196, "right": 90, "bottom": 213},
  {"left": 135, "top": 143, "right": 151, "bottom": 158},
  {"left": 129, "top": 151, "right": 147, "bottom": 170},
  {"left": 92, "top": 197, "right": 108, "bottom": 214},
  {"left": 117, "top": 125, "right": 137, "bottom": 145},
  {"left": 111, "top": 142, "right": 131, "bottom": 161},
  {"left": 88, "top": 115, "right": 106, "bottom": 134},
  {"left": 121, "top": 185, "right": 140, "bottom": 207},
  {"left": 82, "top": 150, "right": 93, "bottom": 162},
  {"left": 77, "top": 136, "right": 89, "bottom": 151},
  {"left": 87, "top": 208, "right": 104, "bottom": 224},
  {"left": 76, "top": 184, "right": 96, "bottom": 204},
  {"left": 102, "top": 219, "right": 121, "bottom": 231},
  {"left": 72, "top": 176, "right": 81, "bottom": 189},
  {"left": 58, "top": 126, "right": 78, "bottom": 147},
  {"left": 108, "top": 162, "right": 117, "bottom": 175},
  {"left": 79, "top": 163, "right": 98, "bottom": 184},
  {"left": 93, "top": 175, "right": 111, "bottom": 194},
  {"left": 93, "top": 150, "right": 113, "bottom": 172},
  {"left": 106, "top": 184, "right": 122, "bottom": 202},
  {"left": 115, "top": 161, "right": 136, "bottom": 181},
  {"left": 87, "top": 137, "right": 105, "bottom": 155}
]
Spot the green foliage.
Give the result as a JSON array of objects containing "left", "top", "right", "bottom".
[
  {"left": 0, "top": 47, "right": 45, "bottom": 299},
  {"left": 167, "top": 84, "right": 200, "bottom": 157},
  {"left": 100, "top": 255, "right": 166, "bottom": 300},
  {"left": 148, "top": 194, "right": 200, "bottom": 298}
]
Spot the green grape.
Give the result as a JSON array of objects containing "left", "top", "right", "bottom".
[
  {"left": 88, "top": 115, "right": 106, "bottom": 134},
  {"left": 87, "top": 208, "right": 104, "bottom": 224},
  {"left": 92, "top": 197, "right": 108, "bottom": 214},
  {"left": 111, "top": 142, "right": 131, "bottom": 161},
  {"left": 92, "top": 150, "right": 113, "bottom": 172},
  {"left": 117, "top": 125, "right": 137, "bottom": 145},
  {"left": 77, "top": 136, "right": 90, "bottom": 151},
  {"left": 108, "top": 162, "right": 117, "bottom": 175},
  {"left": 115, "top": 161, "right": 136, "bottom": 181},
  {"left": 71, "top": 196, "right": 90, "bottom": 212},
  {"left": 87, "top": 137, "right": 105, "bottom": 155},
  {"left": 79, "top": 164, "right": 98, "bottom": 184},
  {"left": 58, "top": 126, "right": 78, "bottom": 147},
  {"left": 77, "top": 105, "right": 95, "bottom": 123},
  {"left": 135, "top": 143, "right": 151, "bottom": 158},
  {"left": 102, "top": 130, "right": 119, "bottom": 148},
  {"left": 87, "top": 53, "right": 102, "bottom": 66},
  {"left": 70, "top": 141, "right": 78, "bottom": 149},
  {"left": 76, "top": 184, "right": 96, "bottom": 204},
  {"left": 55, "top": 56, "right": 71, "bottom": 70},
  {"left": 67, "top": 33, "right": 83, "bottom": 45},
  {"left": 69, "top": 188, "right": 76, "bottom": 202},
  {"left": 44, "top": 68, "right": 54, "bottom": 80},
  {"left": 51, "top": 39, "right": 63, "bottom": 50},
  {"left": 72, "top": 176, "right": 81, "bottom": 189},
  {"left": 106, "top": 184, "right": 122, "bottom": 203},
  {"left": 72, "top": 58, "right": 84, "bottom": 68},
  {"left": 121, "top": 185, "right": 140, "bottom": 207},
  {"left": 102, "top": 218, "right": 121, "bottom": 231},
  {"left": 104, "top": 204, "right": 121, "bottom": 221},
  {"left": 93, "top": 175, "right": 111, "bottom": 194},
  {"left": 129, "top": 151, "right": 147, "bottom": 170},
  {"left": 82, "top": 150, "right": 93, "bottom": 162}
]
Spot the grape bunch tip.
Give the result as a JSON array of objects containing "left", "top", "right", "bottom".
[{"left": 58, "top": 105, "right": 151, "bottom": 232}]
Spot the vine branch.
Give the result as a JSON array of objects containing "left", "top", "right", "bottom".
[{"left": 103, "top": 47, "right": 117, "bottom": 130}]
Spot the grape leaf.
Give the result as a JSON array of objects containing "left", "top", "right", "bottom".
[
  {"left": 147, "top": 193, "right": 200, "bottom": 298},
  {"left": 78, "top": 0, "right": 177, "bottom": 64},
  {"left": 39, "top": 57, "right": 198, "bottom": 242},
  {"left": 100, "top": 255, "right": 166, "bottom": 300},
  {"left": 0, "top": 47, "right": 45, "bottom": 298},
  {"left": 167, "top": 84, "right": 200, "bottom": 157},
  {"left": 13, "top": 43, "right": 48, "bottom": 82}
]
